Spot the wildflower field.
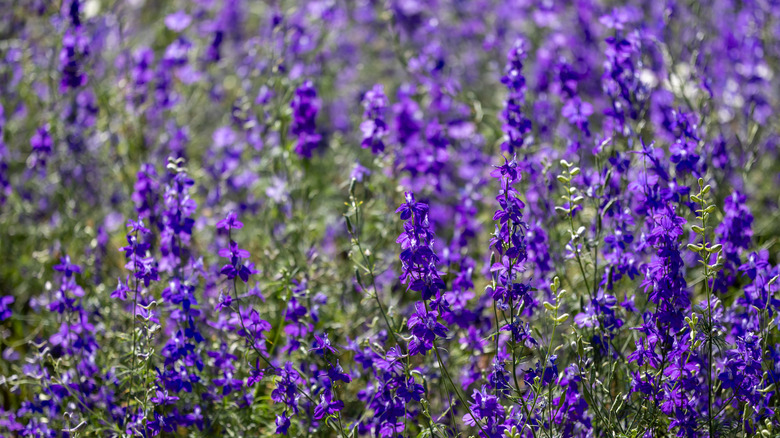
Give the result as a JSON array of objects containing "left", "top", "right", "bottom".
[{"left": 2, "top": 1, "right": 780, "bottom": 437}]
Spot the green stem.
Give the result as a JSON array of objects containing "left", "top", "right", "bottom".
[{"left": 422, "top": 301, "right": 490, "bottom": 437}]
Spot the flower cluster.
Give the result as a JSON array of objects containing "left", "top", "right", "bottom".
[
  {"left": 360, "top": 84, "right": 389, "bottom": 154},
  {"left": 290, "top": 80, "right": 321, "bottom": 158},
  {"left": 500, "top": 40, "right": 532, "bottom": 154},
  {"left": 396, "top": 192, "right": 444, "bottom": 301}
]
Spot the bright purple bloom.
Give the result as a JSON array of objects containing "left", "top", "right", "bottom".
[
  {"left": 290, "top": 80, "right": 321, "bottom": 158},
  {"left": 360, "top": 84, "right": 389, "bottom": 154},
  {"left": 407, "top": 302, "right": 448, "bottom": 356},
  {"left": 0, "top": 296, "right": 13, "bottom": 321},
  {"left": 53, "top": 255, "right": 82, "bottom": 278},
  {"left": 219, "top": 240, "right": 253, "bottom": 282},
  {"left": 216, "top": 211, "right": 244, "bottom": 230}
]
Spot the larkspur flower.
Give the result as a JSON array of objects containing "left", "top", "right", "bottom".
[
  {"left": 463, "top": 387, "right": 507, "bottom": 438},
  {"left": 500, "top": 39, "right": 532, "bottom": 154},
  {"left": 290, "top": 80, "right": 321, "bottom": 158},
  {"left": 360, "top": 84, "right": 389, "bottom": 154},
  {"left": 407, "top": 302, "right": 448, "bottom": 356},
  {"left": 311, "top": 332, "right": 338, "bottom": 356},
  {"left": 396, "top": 192, "right": 445, "bottom": 301},
  {"left": 218, "top": 240, "right": 253, "bottom": 282},
  {"left": 164, "top": 10, "right": 191, "bottom": 32},
  {"left": 0, "top": 296, "right": 13, "bottom": 321},
  {"left": 216, "top": 211, "right": 244, "bottom": 230},
  {"left": 30, "top": 125, "right": 53, "bottom": 168},
  {"left": 53, "top": 255, "right": 82, "bottom": 278}
]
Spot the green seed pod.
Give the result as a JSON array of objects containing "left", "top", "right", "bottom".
[{"left": 355, "top": 268, "right": 362, "bottom": 286}]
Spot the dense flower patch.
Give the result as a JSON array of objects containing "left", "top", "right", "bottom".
[{"left": 1, "top": 1, "right": 780, "bottom": 437}]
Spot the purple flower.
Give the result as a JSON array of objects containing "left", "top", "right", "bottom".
[
  {"left": 132, "top": 164, "right": 160, "bottom": 222},
  {"left": 669, "top": 139, "right": 700, "bottom": 176},
  {"left": 216, "top": 211, "right": 244, "bottom": 231},
  {"left": 59, "top": 27, "right": 89, "bottom": 91},
  {"left": 407, "top": 302, "right": 448, "bottom": 356},
  {"left": 350, "top": 161, "right": 371, "bottom": 182},
  {"left": 326, "top": 360, "right": 351, "bottom": 385},
  {"left": 150, "top": 388, "right": 180, "bottom": 405},
  {"left": 218, "top": 240, "right": 253, "bottom": 282},
  {"left": 247, "top": 360, "right": 266, "bottom": 387},
  {"left": 290, "top": 80, "right": 321, "bottom": 158},
  {"left": 395, "top": 192, "right": 446, "bottom": 302},
  {"left": 500, "top": 39, "right": 532, "bottom": 154},
  {"left": 30, "top": 125, "right": 53, "bottom": 167},
  {"left": 360, "top": 84, "right": 389, "bottom": 154},
  {"left": 311, "top": 332, "right": 338, "bottom": 356},
  {"left": 111, "top": 276, "right": 129, "bottom": 301},
  {"left": 463, "top": 387, "right": 507, "bottom": 438},
  {"left": 271, "top": 362, "right": 303, "bottom": 421},
  {"left": 275, "top": 413, "right": 291, "bottom": 434},
  {"left": 395, "top": 191, "right": 428, "bottom": 222},
  {"left": 53, "top": 255, "right": 82, "bottom": 278},
  {"left": 165, "top": 10, "right": 192, "bottom": 32},
  {"left": 562, "top": 97, "right": 593, "bottom": 136},
  {"left": 0, "top": 296, "right": 13, "bottom": 321},
  {"left": 314, "top": 388, "right": 344, "bottom": 420},
  {"left": 214, "top": 371, "right": 244, "bottom": 395}
]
